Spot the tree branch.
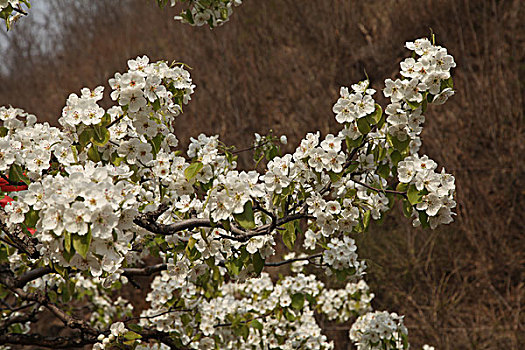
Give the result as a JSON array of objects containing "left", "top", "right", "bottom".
[
  {"left": 351, "top": 178, "right": 407, "bottom": 197},
  {"left": 0, "top": 333, "right": 98, "bottom": 349},
  {"left": 264, "top": 253, "right": 323, "bottom": 267},
  {"left": 122, "top": 263, "right": 167, "bottom": 277}
]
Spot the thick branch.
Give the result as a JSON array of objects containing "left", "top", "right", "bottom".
[
  {"left": 0, "top": 333, "right": 98, "bottom": 349},
  {"left": 14, "top": 266, "right": 54, "bottom": 288},
  {"left": 122, "top": 263, "right": 167, "bottom": 277},
  {"left": 134, "top": 204, "right": 312, "bottom": 243}
]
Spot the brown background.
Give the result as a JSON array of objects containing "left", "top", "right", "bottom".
[{"left": 0, "top": 0, "right": 523, "bottom": 349}]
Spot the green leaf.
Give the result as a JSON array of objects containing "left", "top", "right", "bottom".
[
  {"left": 8, "top": 164, "right": 30, "bottom": 185},
  {"left": 250, "top": 319, "right": 263, "bottom": 331},
  {"left": 0, "top": 126, "right": 8, "bottom": 137},
  {"left": 357, "top": 117, "right": 371, "bottom": 134},
  {"left": 345, "top": 161, "right": 359, "bottom": 174},
  {"left": 283, "top": 309, "right": 296, "bottom": 322},
  {"left": 233, "top": 201, "right": 256, "bottom": 230},
  {"left": 441, "top": 76, "right": 454, "bottom": 90},
  {"left": 87, "top": 145, "right": 101, "bottom": 162},
  {"left": 78, "top": 128, "right": 93, "bottom": 148},
  {"left": 282, "top": 221, "right": 296, "bottom": 250},
  {"left": 62, "top": 232, "right": 75, "bottom": 262},
  {"left": 152, "top": 98, "right": 161, "bottom": 111},
  {"left": 407, "top": 184, "right": 424, "bottom": 205},
  {"left": 418, "top": 210, "right": 430, "bottom": 229},
  {"left": 335, "top": 269, "right": 348, "bottom": 281},
  {"left": 291, "top": 293, "right": 304, "bottom": 310},
  {"left": 64, "top": 231, "right": 72, "bottom": 254},
  {"left": 377, "top": 164, "right": 390, "bottom": 179},
  {"left": 328, "top": 171, "right": 343, "bottom": 182},
  {"left": 346, "top": 135, "right": 363, "bottom": 149},
  {"left": 368, "top": 103, "right": 383, "bottom": 124},
  {"left": 405, "top": 99, "right": 421, "bottom": 110},
  {"left": 91, "top": 125, "right": 110, "bottom": 147},
  {"left": 151, "top": 134, "right": 163, "bottom": 156},
  {"left": 127, "top": 324, "right": 143, "bottom": 332},
  {"left": 362, "top": 210, "right": 371, "bottom": 231},
  {"left": 72, "top": 229, "right": 92, "bottom": 259},
  {"left": 402, "top": 199, "right": 413, "bottom": 218},
  {"left": 387, "top": 134, "right": 410, "bottom": 153},
  {"left": 181, "top": 313, "right": 192, "bottom": 326},
  {"left": 252, "top": 252, "right": 265, "bottom": 275},
  {"left": 24, "top": 209, "right": 39, "bottom": 228},
  {"left": 396, "top": 182, "right": 408, "bottom": 192},
  {"left": 124, "top": 331, "right": 142, "bottom": 340},
  {"left": 184, "top": 161, "right": 203, "bottom": 181},
  {"left": 390, "top": 150, "right": 402, "bottom": 166}
]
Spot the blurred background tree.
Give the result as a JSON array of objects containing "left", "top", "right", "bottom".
[{"left": 0, "top": 0, "right": 523, "bottom": 349}]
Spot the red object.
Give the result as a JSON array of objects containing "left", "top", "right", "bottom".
[
  {"left": 0, "top": 195, "right": 13, "bottom": 208},
  {"left": 26, "top": 228, "right": 36, "bottom": 235},
  {"left": 0, "top": 175, "right": 28, "bottom": 192}
]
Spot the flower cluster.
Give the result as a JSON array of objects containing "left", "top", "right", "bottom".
[
  {"left": 397, "top": 154, "right": 456, "bottom": 228},
  {"left": 6, "top": 162, "right": 140, "bottom": 278},
  {"left": 349, "top": 311, "right": 408, "bottom": 350},
  {"left": 140, "top": 271, "right": 373, "bottom": 349},
  {"left": 172, "top": 0, "right": 243, "bottom": 28},
  {"left": 383, "top": 37, "right": 456, "bottom": 151},
  {"left": 333, "top": 82, "right": 377, "bottom": 125},
  {"left": 0, "top": 107, "right": 67, "bottom": 179},
  {"left": 317, "top": 280, "right": 373, "bottom": 322}
]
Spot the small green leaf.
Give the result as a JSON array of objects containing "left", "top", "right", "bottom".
[
  {"left": 357, "top": 117, "right": 371, "bottom": 135},
  {"left": 184, "top": 161, "right": 203, "bottom": 181},
  {"left": 151, "top": 134, "right": 163, "bottom": 156},
  {"left": 282, "top": 221, "right": 296, "bottom": 250},
  {"left": 368, "top": 104, "right": 383, "bottom": 124},
  {"left": 291, "top": 293, "right": 304, "bottom": 310},
  {"left": 328, "top": 171, "right": 343, "bottom": 182},
  {"left": 152, "top": 98, "right": 161, "bottom": 111},
  {"left": 396, "top": 182, "right": 408, "bottom": 192},
  {"left": 387, "top": 134, "right": 410, "bottom": 152},
  {"left": 363, "top": 210, "right": 371, "bottom": 231},
  {"left": 390, "top": 150, "right": 402, "bottom": 166},
  {"left": 62, "top": 232, "right": 75, "bottom": 262},
  {"left": 405, "top": 99, "right": 421, "bottom": 110},
  {"left": 252, "top": 252, "right": 265, "bottom": 275},
  {"left": 346, "top": 135, "right": 363, "bottom": 149},
  {"left": 283, "top": 309, "right": 296, "bottom": 322},
  {"left": 87, "top": 145, "right": 101, "bottom": 162},
  {"left": 78, "top": 128, "right": 93, "bottom": 148},
  {"left": 402, "top": 199, "right": 413, "bottom": 217},
  {"left": 8, "top": 164, "right": 30, "bottom": 185},
  {"left": 127, "top": 324, "right": 143, "bottom": 332},
  {"left": 377, "top": 164, "right": 390, "bottom": 179},
  {"left": 72, "top": 229, "right": 92, "bottom": 259},
  {"left": 441, "top": 76, "right": 454, "bottom": 90},
  {"left": 124, "top": 331, "right": 142, "bottom": 340},
  {"left": 24, "top": 209, "right": 39, "bottom": 228},
  {"left": 233, "top": 201, "right": 256, "bottom": 230},
  {"left": 91, "top": 125, "right": 110, "bottom": 147},
  {"left": 345, "top": 161, "right": 359, "bottom": 174},
  {"left": 407, "top": 184, "right": 424, "bottom": 205},
  {"left": 250, "top": 319, "right": 264, "bottom": 331},
  {"left": 418, "top": 210, "right": 430, "bottom": 228}
]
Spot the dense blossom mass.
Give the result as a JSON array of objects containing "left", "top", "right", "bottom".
[
  {"left": 0, "top": 37, "right": 455, "bottom": 350},
  {"left": 0, "top": 1, "right": 243, "bottom": 30}
]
